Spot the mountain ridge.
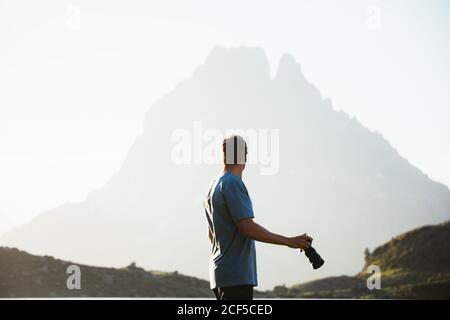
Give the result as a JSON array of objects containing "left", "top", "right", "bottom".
[{"left": 1, "top": 46, "right": 449, "bottom": 289}]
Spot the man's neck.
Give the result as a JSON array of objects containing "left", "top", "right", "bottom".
[{"left": 223, "top": 165, "right": 243, "bottom": 179}]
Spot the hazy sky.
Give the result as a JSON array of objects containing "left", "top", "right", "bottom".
[{"left": 1, "top": 0, "right": 449, "bottom": 225}]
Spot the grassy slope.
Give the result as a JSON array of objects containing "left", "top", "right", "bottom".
[
  {"left": 1, "top": 221, "right": 449, "bottom": 298},
  {"left": 270, "top": 221, "right": 450, "bottom": 299},
  {"left": 0, "top": 247, "right": 213, "bottom": 298}
]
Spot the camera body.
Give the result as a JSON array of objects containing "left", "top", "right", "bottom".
[{"left": 304, "top": 240, "right": 324, "bottom": 269}]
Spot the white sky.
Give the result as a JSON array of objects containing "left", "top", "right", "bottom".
[{"left": 1, "top": 0, "right": 449, "bottom": 225}]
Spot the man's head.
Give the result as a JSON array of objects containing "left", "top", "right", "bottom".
[{"left": 222, "top": 135, "right": 248, "bottom": 175}]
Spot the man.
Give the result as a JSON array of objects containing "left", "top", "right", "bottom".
[{"left": 203, "top": 135, "right": 312, "bottom": 300}]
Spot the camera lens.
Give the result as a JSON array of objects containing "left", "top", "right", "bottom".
[{"left": 304, "top": 246, "right": 324, "bottom": 270}]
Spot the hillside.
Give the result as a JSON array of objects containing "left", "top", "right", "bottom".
[
  {"left": 271, "top": 221, "right": 450, "bottom": 299},
  {"left": 0, "top": 247, "right": 213, "bottom": 298},
  {"left": 1, "top": 46, "right": 449, "bottom": 289},
  {"left": 1, "top": 222, "right": 449, "bottom": 298}
]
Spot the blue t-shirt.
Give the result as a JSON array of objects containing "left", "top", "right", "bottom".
[{"left": 204, "top": 171, "right": 257, "bottom": 289}]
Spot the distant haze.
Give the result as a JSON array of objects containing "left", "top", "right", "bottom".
[
  {"left": 0, "top": 213, "right": 14, "bottom": 237},
  {"left": 1, "top": 0, "right": 450, "bottom": 227},
  {"left": 1, "top": 47, "right": 449, "bottom": 289}
]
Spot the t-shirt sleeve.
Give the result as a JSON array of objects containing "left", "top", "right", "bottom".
[{"left": 223, "top": 179, "right": 254, "bottom": 223}]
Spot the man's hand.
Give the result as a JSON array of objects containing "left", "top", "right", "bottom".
[{"left": 286, "top": 234, "right": 313, "bottom": 250}]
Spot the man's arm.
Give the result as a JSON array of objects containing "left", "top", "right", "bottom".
[
  {"left": 208, "top": 227, "right": 213, "bottom": 244},
  {"left": 236, "top": 218, "right": 312, "bottom": 250}
]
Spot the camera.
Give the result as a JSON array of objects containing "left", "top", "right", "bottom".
[{"left": 303, "top": 240, "right": 324, "bottom": 269}]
